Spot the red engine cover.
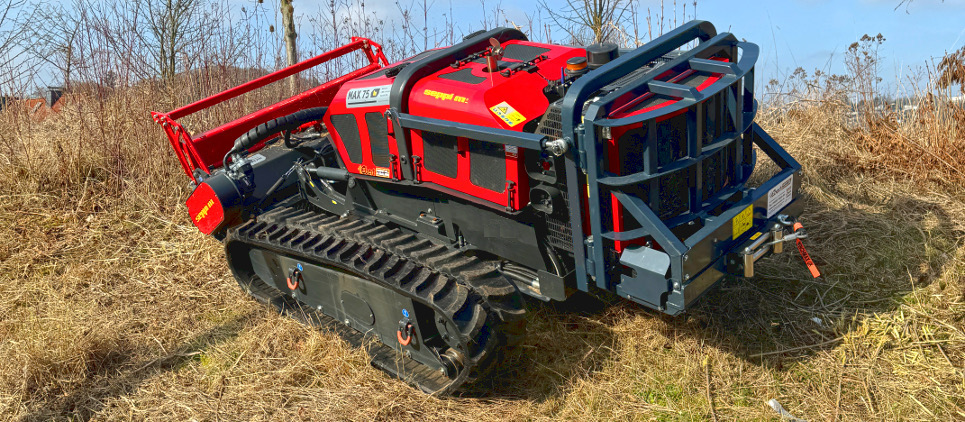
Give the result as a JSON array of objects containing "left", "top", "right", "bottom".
[{"left": 324, "top": 41, "right": 584, "bottom": 211}]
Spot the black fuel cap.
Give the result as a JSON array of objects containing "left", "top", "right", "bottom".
[{"left": 586, "top": 42, "right": 619, "bottom": 69}]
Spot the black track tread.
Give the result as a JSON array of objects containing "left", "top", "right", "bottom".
[{"left": 225, "top": 202, "right": 526, "bottom": 394}]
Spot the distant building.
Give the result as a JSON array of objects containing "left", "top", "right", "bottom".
[{"left": 0, "top": 87, "right": 68, "bottom": 120}]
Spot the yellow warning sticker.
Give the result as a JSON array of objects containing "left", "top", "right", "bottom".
[
  {"left": 733, "top": 205, "right": 753, "bottom": 239},
  {"left": 490, "top": 101, "right": 526, "bottom": 127}
]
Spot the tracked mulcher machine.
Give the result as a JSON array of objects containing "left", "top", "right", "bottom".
[{"left": 154, "top": 21, "right": 817, "bottom": 393}]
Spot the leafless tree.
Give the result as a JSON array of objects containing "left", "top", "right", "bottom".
[
  {"left": 281, "top": 0, "right": 298, "bottom": 93},
  {"left": 0, "top": 0, "right": 36, "bottom": 94},
  {"left": 537, "top": 0, "right": 633, "bottom": 45},
  {"left": 28, "top": 1, "right": 85, "bottom": 90}
]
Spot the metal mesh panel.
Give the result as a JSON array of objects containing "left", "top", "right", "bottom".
[
  {"left": 468, "top": 140, "right": 506, "bottom": 192},
  {"left": 365, "top": 112, "right": 391, "bottom": 167},
  {"left": 616, "top": 126, "right": 647, "bottom": 174},
  {"left": 655, "top": 113, "right": 687, "bottom": 168},
  {"left": 536, "top": 100, "right": 564, "bottom": 139},
  {"left": 422, "top": 131, "right": 459, "bottom": 178},
  {"left": 331, "top": 114, "right": 362, "bottom": 164},
  {"left": 702, "top": 93, "right": 720, "bottom": 145},
  {"left": 657, "top": 174, "right": 689, "bottom": 219},
  {"left": 546, "top": 189, "right": 573, "bottom": 250},
  {"left": 546, "top": 216, "right": 573, "bottom": 249}
]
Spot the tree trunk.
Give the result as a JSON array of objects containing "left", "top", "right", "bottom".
[{"left": 280, "top": 0, "right": 298, "bottom": 94}]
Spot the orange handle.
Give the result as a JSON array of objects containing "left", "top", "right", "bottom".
[{"left": 792, "top": 222, "right": 820, "bottom": 278}]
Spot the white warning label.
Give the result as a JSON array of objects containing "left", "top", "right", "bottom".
[
  {"left": 346, "top": 84, "right": 391, "bottom": 108},
  {"left": 505, "top": 145, "right": 519, "bottom": 158},
  {"left": 766, "top": 174, "right": 794, "bottom": 218}
]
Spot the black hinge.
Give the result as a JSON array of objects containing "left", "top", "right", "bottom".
[
  {"left": 505, "top": 180, "right": 516, "bottom": 212},
  {"left": 389, "top": 155, "right": 399, "bottom": 181},
  {"left": 411, "top": 155, "right": 422, "bottom": 183},
  {"left": 575, "top": 125, "right": 587, "bottom": 171}
]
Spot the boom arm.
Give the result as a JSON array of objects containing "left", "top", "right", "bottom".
[{"left": 152, "top": 37, "right": 389, "bottom": 180}]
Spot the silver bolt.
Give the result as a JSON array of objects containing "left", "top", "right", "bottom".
[
  {"left": 683, "top": 254, "right": 689, "bottom": 261},
  {"left": 684, "top": 274, "right": 691, "bottom": 281},
  {"left": 673, "top": 282, "right": 681, "bottom": 290}
]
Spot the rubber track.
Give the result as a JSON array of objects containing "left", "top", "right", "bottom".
[{"left": 225, "top": 203, "right": 526, "bottom": 394}]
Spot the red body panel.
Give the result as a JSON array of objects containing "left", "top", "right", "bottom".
[
  {"left": 322, "top": 68, "right": 399, "bottom": 181},
  {"left": 325, "top": 40, "right": 584, "bottom": 211},
  {"left": 186, "top": 182, "right": 225, "bottom": 235}
]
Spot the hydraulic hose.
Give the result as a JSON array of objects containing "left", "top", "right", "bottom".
[{"left": 223, "top": 107, "right": 328, "bottom": 168}]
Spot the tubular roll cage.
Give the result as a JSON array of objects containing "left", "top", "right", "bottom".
[
  {"left": 562, "top": 21, "right": 801, "bottom": 312},
  {"left": 152, "top": 38, "right": 390, "bottom": 180}
]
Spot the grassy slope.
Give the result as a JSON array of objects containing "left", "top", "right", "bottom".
[{"left": 0, "top": 89, "right": 963, "bottom": 421}]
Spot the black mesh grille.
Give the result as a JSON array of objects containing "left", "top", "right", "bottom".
[
  {"left": 365, "top": 112, "right": 390, "bottom": 167},
  {"left": 331, "top": 114, "right": 362, "bottom": 164},
  {"left": 701, "top": 143, "right": 735, "bottom": 199},
  {"left": 658, "top": 174, "right": 690, "bottom": 219},
  {"left": 616, "top": 126, "right": 647, "bottom": 174},
  {"left": 655, "top": 113, "right": 687, "bottom": 168},
  {"left": 546, "top": 189, "right": 573, "bottom": 250},
  {"left": 468, "top": 140, "right": 505, "bottom": 192},
  {"left": 438, "top": 68, "right": 485, "bottom": 84},
  {"left": 502, "top": 44, "right": 551, "bottom": 62},
  {"left": 546, "top": 215, "right": 573, "bottom": 249},
  {"left": 702, "top": 93, "right": 720, "bottom": 145},
  {"left": 536, "top": 100, "right": 564, "bottom": 139},
  {"left": 422, "top": 131, "right": 458, "bottom": 178}
]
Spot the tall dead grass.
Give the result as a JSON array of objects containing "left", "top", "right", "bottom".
[{"left": 0, "top": 9, "right": 964, "bottom": 422}]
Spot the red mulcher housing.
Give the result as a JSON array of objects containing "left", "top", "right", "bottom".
[{"left": 154, "top": 21, "right": 816, "bottom": 393}]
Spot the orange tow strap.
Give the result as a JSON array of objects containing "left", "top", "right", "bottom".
[{"left": 793, "top": 223, "right": 820, "bottom": 278}]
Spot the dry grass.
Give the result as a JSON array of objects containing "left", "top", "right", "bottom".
[{"left": 1, "top": 70, "right": 965, "bottom": 421}]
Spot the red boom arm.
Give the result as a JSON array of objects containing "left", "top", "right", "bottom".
[{"left": 152, "top": 37, "right": 389, "bottom": 179}]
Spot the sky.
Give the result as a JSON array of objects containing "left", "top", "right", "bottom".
[
  {"left": 239, "top": 0, "right": 965, "bottom": 95},
  {"left": 19, "top": 0, "right": 965, "bottom": 95}
]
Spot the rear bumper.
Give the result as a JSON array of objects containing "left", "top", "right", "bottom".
[
  {"left": 676, "top": 191, "right": 804, "bottom": 315},
  {"left": 617, "top": 170, "right": 803, "bottom": 315},
  {"left": 615, "top": 124, "right": 803, "bottom": 315}
]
